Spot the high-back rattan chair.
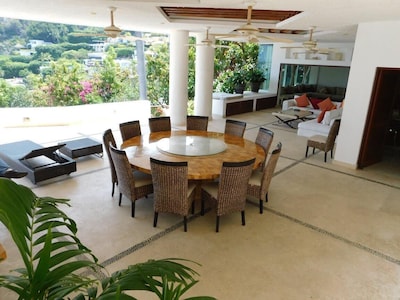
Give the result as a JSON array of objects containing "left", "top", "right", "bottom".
[
  {"left": 186, "top": 115, "right": 209, "bottom": 131},
  {"left": 224, "top": 119, "right": 246, "bottom": 137},
  {"left": 109, "top": 145, "right": 153, "bottom": 217},
  {"left": 148, "top": 116, "right": 171, "bottom": 133},
  {"left": 255, "top": 127, "right": 274, "bottom": 169},
  {"left": 150, "top": 158, "right": 196, "bottom": 232},
  {"left": 119, "top": 120, "right": 141, "bottom": 142},
  {"left": 103, "top": 129, "right": 117, "bottom": 196},
  {"left": 306, "top": 119, "right": 341, "bottom": 162},
  {"left": 201, "top": 158, "right": 255, "bottom": 232},
  {"left": 247, "top": 142, "right": 282, "bottom": 214}
]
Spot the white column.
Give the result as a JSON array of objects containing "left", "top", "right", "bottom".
[
  {"left": 194, "top": 32, "right": 215, "bottom": 119},
  {"left": 169, "top": 30, "right": 189, "bottom": 126}
]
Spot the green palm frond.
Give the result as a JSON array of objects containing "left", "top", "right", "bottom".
[
  {"left": 0, "top": 178, "right": 98, "bottom": 299},
  {"left": 0, "top": 179, "right": 216, "bottom": 300}
]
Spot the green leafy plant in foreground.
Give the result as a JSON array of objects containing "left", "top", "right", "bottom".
[{"left": 0, "top": 178, "right": 215, "bottom": 300}]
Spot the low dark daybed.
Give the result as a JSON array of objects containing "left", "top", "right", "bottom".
[{"left": 0, "top": 140, "right": 76, "bottom": 184}]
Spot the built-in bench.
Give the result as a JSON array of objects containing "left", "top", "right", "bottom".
[{"left": 212, "top": 91, "right": 277, "bottom": 117}]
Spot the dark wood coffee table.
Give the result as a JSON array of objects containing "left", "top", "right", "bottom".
[{"left": 272, "top": 109, "right": 313, "bottom": 128}]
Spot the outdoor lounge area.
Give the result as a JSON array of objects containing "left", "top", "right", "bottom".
[{"left": 0, "top": 102, "right": 399, "bottom": 299}]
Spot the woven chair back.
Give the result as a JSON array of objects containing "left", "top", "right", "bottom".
[
  {"left": 255, "top": 127, "right": 274, "bottom": 168},
  {"left": 109, "top": 145, "right": 136, "bottom": 199},
  {"left": 119, "top": 120, "right": 141, "bottom": 141},
  {"left": 325, "top": 119, "right": 341, "bottom": 151},
  {"left": 149, "top": 116, "right": 171, "bottom": 133},
  {"left": 187, "top": 115, "right": 209, "bottom": 131},
  {"left": 150, "top": 158, "right": 190, "bottom": 215},
  {"left": 224, "top": 119, "right": 246, "bottom": 137},
  {"left": 216, "top": 158, "right": 255, "bottom": 216},
  {"left": 102, "top": 129, "right": 117, "bottom": 187},
  {"left": 260, "top": 142, "right": 282, "bottom": 199}
]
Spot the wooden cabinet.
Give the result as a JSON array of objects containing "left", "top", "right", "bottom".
[{"left": 213, "top": 92, "right": 277, "bottom": 117}]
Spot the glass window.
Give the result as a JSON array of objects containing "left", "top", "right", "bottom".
[{"left": 258, "top": 44, "right": 273, "bottom": 90}]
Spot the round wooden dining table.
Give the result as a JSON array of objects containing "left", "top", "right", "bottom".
[{"left": 121, "top": 130, "right": 264, "bottom": 180}]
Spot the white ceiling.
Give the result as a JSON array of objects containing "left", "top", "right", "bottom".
[{"left": 1, "top": 0, "right": 400, "bottom": 43}]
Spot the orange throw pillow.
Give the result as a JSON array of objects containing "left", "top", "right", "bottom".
[
  {"left": 317, "top": 97, "right": 335, "bottom": 111},
  {"left": 317, "top": 109, "right": 327, "bottom": 123},
  {"left": 295, "top": 94, "right": 310, "bottom": 107}
]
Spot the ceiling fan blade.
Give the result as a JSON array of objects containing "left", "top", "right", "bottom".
[
  {"left": 246, "top": 5, "right": 253, "bottom": 25},
  {"left": 251, "top": 34, "right": 293, "bottom": 43},
  {"left": 71, "top": 32, "right": 107, "bottom": 38},
  {"left": 281, "top": 46, "right": 304, "bottom": 49}
]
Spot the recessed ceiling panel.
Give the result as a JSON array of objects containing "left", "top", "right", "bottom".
[{"left": 160, "top": 6, "right": 302, "bottom": 24}]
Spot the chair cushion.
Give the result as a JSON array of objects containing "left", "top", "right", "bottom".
[
  {"left": 133, "top": 170, "right": 153, "bottom": 187},
  {"left": 248, "top": 169, "right": 262, "bottom": 186},
  {"left": 201, "top": 182, "right": 219, "bottom": 198},
  {"left": 308, "top": 134, "right": 327, "bottom": 143}
]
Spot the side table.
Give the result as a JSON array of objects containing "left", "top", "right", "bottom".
[{"left": 59, "top": 138, "right": 103, "bottom": 159}]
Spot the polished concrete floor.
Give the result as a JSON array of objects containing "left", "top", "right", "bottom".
[{"left": 1, "top": 107, "right": 400, "bottom": 299}]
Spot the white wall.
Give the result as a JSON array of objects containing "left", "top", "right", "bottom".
[{"left": 335, "top": 20, "right": 400, "bottom": 167}]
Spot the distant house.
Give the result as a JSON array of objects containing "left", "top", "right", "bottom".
[{"left": 27, "top": 39, "right": 52, "bottom": 50}]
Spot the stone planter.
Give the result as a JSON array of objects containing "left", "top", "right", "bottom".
[
  {"left": 250, "top": 81, "right": 263, "bottom": 93},
  {"left": 234, "top": 83, "right": 246, "bottom": 94}
]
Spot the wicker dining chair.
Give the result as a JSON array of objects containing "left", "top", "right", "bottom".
[
  {"left": 186, "top": 115, "right": 209, "bottom": 131},
  {"left": 255, "top": 127, "right": 274, "bottom": 169},
  {"left": 109, "top": 145, "right": 153, "bottom": 218},
  {"left": 306, "top": 119, "right": 341, "bottom": 162},
  {"left": 102, "top": 129, "right": 118, "bottom": 196},
  {"left": 148, "top": 116, "right": 171, "bottom": 133},
  {"left": 119, "top": 120, "right": 142, "bottom": 142},
  {"left": 224, "top": 119, "right": 246, "bottom": 137},
  {"left": 201, "top": 158, "right": 255, "bottom": 232},
  {"left": 247, "top": 142, "right": 282, "bottom": 214},
  {"left": 150, "top": 158, "right": 196, "bottom": 232}
]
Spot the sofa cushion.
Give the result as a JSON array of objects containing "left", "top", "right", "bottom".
[
  {"left": 310, "top": 98, "right": 323, "bottom": 109},
  {"left": 295, "top": 93, "right": 310, "bottom": 107},
  {"left": 318, "top": 98, "right": 336, "bottom": 111},
  {"left": 317, "top": 109, "right": 327, "bottom": 123}
]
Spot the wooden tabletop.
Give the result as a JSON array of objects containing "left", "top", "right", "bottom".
[{"left": 121, "top": 130, "right": 264, "bottom": 180}]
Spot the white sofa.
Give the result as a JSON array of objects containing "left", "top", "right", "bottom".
[
  {"left": 297, "top": 108, "right": 343, "bottom": 137},
  {"left": 282, "top": 97, "right": 342, "bottom": 117}
]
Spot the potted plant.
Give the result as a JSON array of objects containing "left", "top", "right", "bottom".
[
  {"left": 246, "top": 67, "right": 266, "bottom": 93},
  {"left": 231, "top": 70, "right": 246, "bottom": 94},
  {"left": 0, "top": 178, "right": 215, "bottom": 300}
]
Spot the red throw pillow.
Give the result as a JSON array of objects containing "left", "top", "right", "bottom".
[
  {"left": 317, "top": 109, "right": 327, "bottom": 123},
  {"left": 295, "top": 94, "right": 310, "bottom": 107},
  {"left": 309, "top": 98, "right": 323, "bottom": 109},
  {"left": 317, "top": 97, "right": 335, "bottom": 111}
]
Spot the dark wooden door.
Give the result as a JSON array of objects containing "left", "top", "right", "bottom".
[{"left": 358, "top": 68, "right": 400, "bottom": 168}]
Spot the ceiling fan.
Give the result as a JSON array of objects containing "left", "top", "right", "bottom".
[
  {"left": 187, "top": 27, "right": 230, "bottom": 48},
  {"left": 72, "top": 7, "right": 144, "bottom": 42},
  {"left": 281, "top": 26, "right": 337, "bottom": 54},
  {"left": 217, "top": 4, "right": 293, "bottom": 43}
]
